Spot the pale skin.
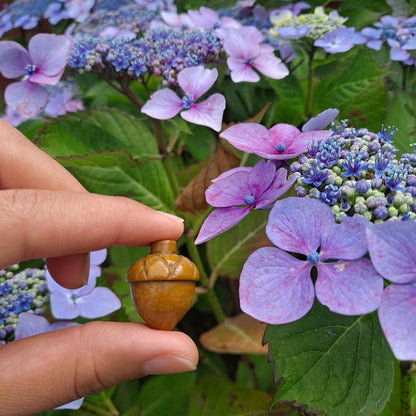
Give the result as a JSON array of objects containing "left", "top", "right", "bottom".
[{"left": 0, "top": 120, "right": 199, "bottom": 416}]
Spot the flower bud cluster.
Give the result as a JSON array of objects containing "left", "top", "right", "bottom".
[
  {"left": 0, "top": 265, "right": 49, "bottom": 343},
  {"left": 290, "top": 121, "right": 416, "bottom": 223}
]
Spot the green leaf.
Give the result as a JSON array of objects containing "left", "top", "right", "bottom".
[
  {"left": 313, "top": 50, "right": 386, "bottom": 131},
  {"left": 58, "top": 150, "right": 174, "bottom": 211},
  {"left": 207, "top": 209, "right": 270, "bottom": 278},
  {"left": 187, "top": 375, "right": 271, "bottom": 416},
  {"left": 36, "top": 108, "right": 158, "bottom": 158},
  {"left": 136, "top": 373, "right": 195, "bottom": 416},
  {"left": 264, "top": 302, "right": 395, "bottom": 416}
]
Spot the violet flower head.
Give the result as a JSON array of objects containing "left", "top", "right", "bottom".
[
  {"left": 220, "top": 121, "right": 333, "bottom": 160},
  {"left": 240, "top": 197, "right": 384, "bottom": 324},
  {"left": 223, "top": 26, "right": 289, "bottom": 83},
  {"left": 366, "top": 221, "right": 416, "bottom": 360},
  {"left": 141, "top": 66, "right": 226, "bottom": 132},
  {"left": 195, "top": 159, "right": 295, "bottom": 244},
  {"left": 314, "top": 27, "right": 366, "bottom": 54},
  {"left": 46, "top": 249, "right": 121, "bottom": 320},
  {"left": 0, "top": 33, "right": 71, "bottom": 117}
]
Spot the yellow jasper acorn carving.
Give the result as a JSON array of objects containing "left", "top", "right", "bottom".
[{"left": 126, "top": 240, "right": 199, "bottom": 330}]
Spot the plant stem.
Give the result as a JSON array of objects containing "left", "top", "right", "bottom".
[
  {"left": 305, "top": 45, "right": 316, "bottom": 119},
  {"left": 81, "top": 401, "right": 115, "bottom": 416},
  {"left": 185, "top": 236, "right": 226, "bottom": 323},
  {"left": 400, "top": 362, "right": 413, "bottom": 415},
  {"left": 100, "top": 392, "right": 120, "bottom": 416},
  {"left": 163, "top": 155, "right": 180, "bottom": 196}
]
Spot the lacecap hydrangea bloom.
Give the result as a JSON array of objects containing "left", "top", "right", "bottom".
[{"left": 240, "top": 197, "right": 384, "bottom": 324}]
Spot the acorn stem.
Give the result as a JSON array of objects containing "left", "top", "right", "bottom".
[{"left": 150, "top": 240, "right": 177, "bottom": 254}]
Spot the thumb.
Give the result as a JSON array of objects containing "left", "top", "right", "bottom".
[{"left": 0, "top": 322, "right": 198, "bottom": 416}]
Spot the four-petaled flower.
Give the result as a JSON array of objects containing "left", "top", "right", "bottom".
[
  {"left": 141, "top": 65, "right": 226, "bottom": 132},
  {"left": 0, "top": 34, "right": 71, "bottom": 117},
  {"left": 195, "top": 159, "right": 296, "bottom": 244},
  {"left": 46, "top": 249, "right": 121, "bottom": 320},
  {"left": 239, "top": 197, "right": 384, "bottom": 324},
  {"left": 223, "top": 26, "right": 289, "bottom": 83},
  {"left": 220, "top": 122, "right": 333, "bottom": 160},
  {"left": 366, "top": 221, "right": 416, "bottom": 360}
]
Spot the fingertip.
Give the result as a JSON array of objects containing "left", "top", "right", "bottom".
[{"left": 46, "top": 253, "right": 90, "bottom": 289}]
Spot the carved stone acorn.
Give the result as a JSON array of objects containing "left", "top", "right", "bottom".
[{"left": 126, "top": 240, "right": 199, "bottom": 330}]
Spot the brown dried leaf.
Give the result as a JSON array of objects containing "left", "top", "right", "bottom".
[
  {"left": 199, "top": 313, "right": 268, "bottom": 354},
  {"left": 175, "top": 142, "right": 240, "bottom": 215}
]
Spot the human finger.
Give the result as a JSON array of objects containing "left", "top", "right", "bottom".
[
  {"left": 0, "top": 189, "right": 184, "bottom": 287},
  {"left": 0, "top": 322, "right": 198, "bottom": 416}
]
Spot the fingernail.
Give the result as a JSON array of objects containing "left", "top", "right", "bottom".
[
  {"left": 157, "top": 211, "right": 184, "bottom": 223},
  {"left": 143, "top": 355, "right": 196, "bottom": 375},
  {"left": 82, "top": 253, "right": 90, "bottom": 285}
]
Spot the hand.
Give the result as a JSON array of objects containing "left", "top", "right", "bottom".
[{"left": 0, "top": 120, "right": 198, "bottom": 416}]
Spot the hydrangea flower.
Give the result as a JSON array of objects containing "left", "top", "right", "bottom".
[
  {"left": 220, "top": 121, "right": 333, "bottom": 160},
  {"left": 223, "top": 26, "right": 289, "bottom": 83},
  {"left": 0, "top": 34, "right": 71, "bottom": 117},
  {"left": 240, "top": 197, "right": 384, "bottom": 324},
  {"left": 314, "top": 27, "right": 365, "bottom": 54},
  {"left": 366, "top": 221, "right": 416, "bottom": 360},
  {"left": 141, "top": 66, "right": 226, "bottom": 131},
  {"left": 14, "top": 312, "right": 83, "bottom": 410},
  {"left": 46, "top": 249, "right": 121, "bottom": 320},
  {"left": 195, "top": 159, "right": 295, "bottom": 244}
]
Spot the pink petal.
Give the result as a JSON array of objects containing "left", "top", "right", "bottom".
[
  {"left": 320, "top": 216, "right": 368, "bottom": 260},
  {"left": 256, "top": 168, "right": 296, "bottom": 209},
  {"left": 268, "top": 123, "right": 302, "bottom": 148},
  {"left": 77, "top": 287, "right": 121, "bottom": 319},
  {"left": 0, "top": 41, "right": 30, "bottom": 79},
  {"left": 248, "top": 159, "right": 275, "bottom": 198},
  {"left": 266, "top": 197, "right": 334, "bottom": 255},
  {"left": 195, "top": 206, "right": 251, "bottom": 244},
  {"left": 187, "top": 6, "right": 218, "bottom": 27},
  {"left": 220, "top": 123, "right": 275, "bottom": 157},
  {"left": 378, "top": 284, "right": 416, "bottom": 361},
  {"left": 211, "top": 167, "right": 251, "bottom": 182},
  {"left": 205, "top": 170, "right": 250, "bottom": 207},
  {"left": 141, "top": 88, "right": 183, "bottom": 119},
  {"left": 315, "top": 259, "right": 383, "bottom": 315},
  {"left": 302, "top": 108, "right": 339, "bottom": 132},
  {"left": 181, "top": 93, "right": 225, "bottom": 131},
  {"left": 252, "top": 51, "right": 289, "bottom": 80},
  {"left": 366, "top": 221, "right": 416, "bottom": 284},
  {"left": 239, "top": 247, "right": 314, "bottom": 324},
  {"left": 177, "top": 66, "right": 218, "bottom": 100},
  {"left": 5, "top": 81, "right": 48, "bottom": 118},
  {"left": 223, "top": 26, "right": 263, "bottom": 58},
  {"left": 28, "top": 34, "right": 71, "bottom": 84},
  {"left": 227, "top": 57, "right": 260, "bottom": 83}
]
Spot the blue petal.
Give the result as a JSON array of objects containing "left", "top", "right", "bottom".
[
  {"left": 240, "top": 247, "right": 314, "bottom": 324},
  {"left": 77, "top": 287, "right": 121, "bottom": 319}
]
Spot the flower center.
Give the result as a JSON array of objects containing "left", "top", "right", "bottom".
[
  {"left": 244, "top": 195, "right": 256, "bottom": 205},
  {"left": 307, "top": 251, "right": 320, "bottom": 265},
  {"left": 275, "top": 143, "right": 286, "bottom": 153},
  {"left": 25, "top": 64, "right": 36, "bottom": 76},
  {"left": 182, "top": 94, "right": 194, "bottom": 109}
]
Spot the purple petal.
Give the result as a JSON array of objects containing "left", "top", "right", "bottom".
[
  {"left": 15, "top": 313, "right": 49, "bottom": 340},
  {"left": 177, "top": 66, "right": 218, "bottom": 100},
  {"left": 55, "top": 398, "right": 84, "bottom": 410},
  {"left": 28, "top": 34, "right": 71, "bottom": 84},
  {"left": 90, "top": 248, "right": 107, "bottom": 266},
  {"left": 48, "top": 321, "right": 81, "bottom": 331},
  {"left": 206, "top": 170, "right": 250, "bottom": 207},
  {"left": 315, "top": 259, "right": 383, "bottom": 315},
  {"left": 223, "top": 26, "right": 263, "bottom": 58},
  {"left": 49, "top": 291, "right": 80, "bottom": 320},
  {"left": 77, "top": 287, "right": 121, "bottom": 319},
  {"left": 378, "top": 284, "right": 416, "bottom": 361},
  {"left": 248, "top": 159, "right": 275, "bottom": 199},
  {"left": 5, "top": 81, "right": 48, "bottom": 118},
  {"left": 227, "top": 57, "right": 260, "bottom": 83},
  {"left": 220, "top": 123, "right": 275, "bottom": 157},
  {"left": 239, "top": 247, "right": 314, "bottom": 324},
  {"left": 141, "top": 88, "right": 183, "bottom": 119},
  {"left": 390, "top": 46, "right": 409, "bottom": 62},
  {"left": 256, "top": 168, "right": 296, "bottom": 209},
  {"left": 291, "top": 129, "right": 333, "bottom": 153},
  {"left": 302, "top": 108, "right": 339, "bottom": 132},
  {"left": 181, "top": 93, "right": 225, "bottom": 131},
  {"left": 211, "top": 167, "right": 251, "bottom": 182},
  {"left": 0, "top": 41, "right": 29, "bottom": 79},
  {"left": 320, "top": 216, "right": 368, "bottom": 260},
  {"left": 366, "top": 221, "right": 416, "bottom": 284},
  {"left": 195, "top": 206, "right": 251, "bottom": 244},
  {"left": 187, "top": 6, "right": 218, "bottom": 28},
  {"left": 252, "top": 50, "right": 289, "bottom": 80},
  {"left": 266, "top": 197, "right": 334, "bottom": 255}
]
